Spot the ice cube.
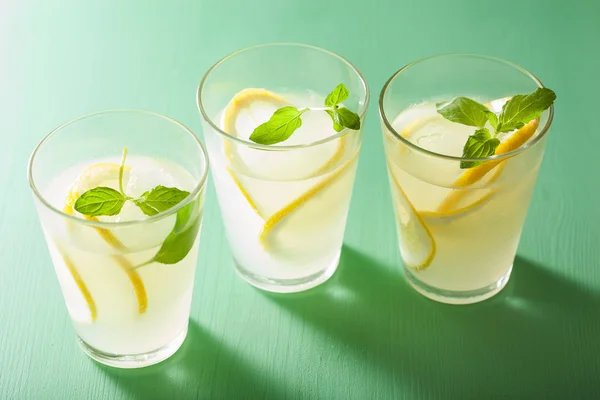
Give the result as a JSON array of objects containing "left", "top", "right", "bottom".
[{"left": 125, "top": 165, "right": 178, "bottom": 198}]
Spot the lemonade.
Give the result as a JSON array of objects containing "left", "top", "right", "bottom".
[
  {"left": 380, "top": 55, "right": 555, "bottom": 304},
  {"left": 41, "top": 156, "right": 202, "bottom": 357},
  {"left": 29, "top": 110, "right": 207, "bottom": 367},
  {"left": 198, "top": 43, "right": 368, "bottom": 293},
  {"left": 384, "top": 100, "right": 546, "bottom": 303},
  {"left": 204, "top": 90, "right": 361, "bottom": 292}
]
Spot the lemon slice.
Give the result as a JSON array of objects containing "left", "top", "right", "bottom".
[
  {"left": 437, "top": 118, "right": 539, "bottom": 213},
  {"left": 420, "top": 191, "right": 494, "bottom": 222},
  {"left": 453, "top": 118, "right": 539, "bottom": 188},
  {"left": 259, "top": 150, "right": 359, "bottom": 250},
  {"left": 435, "top": 97, "right": 540, "bottom": 213},
  {"left": 222, "top": 89, "right": 289, "bottom": 176},
  {"left": 388, "top": 167, "right": 508, "bottom": 269},
  {"left": 63, "top": 162, "right": 147, "bottom": 319},
  {"left": 435, "top": 162, "right": 505, "bottom": 214},
  {"left": 389, "top": 168, "right": 502, "bottom": 270},
  {"left": 221, "top": 88, "right": 350, "bottom": 247},
  {"left": 389, "top": 171, "right": 436, "bottom": 269},
  {"left": 59, "top": 250, "right": 97, "bottom": 322},
  {"left": 221, "top": 89, "right": 289, "bottom": 218}
]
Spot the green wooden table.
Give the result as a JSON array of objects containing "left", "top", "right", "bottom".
[{"left": 2, "top": 0, "right": 599, "bottom": 398}]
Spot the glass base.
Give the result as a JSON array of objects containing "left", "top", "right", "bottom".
[
  {"left": 78, "top": 323, "right": 188, "bottom": 369},
  {"left": 234, "top": 251, "right": 340, "bottom": 293},
  {"left": 404, "top": 265, "right": 513, "bottom": 305}
]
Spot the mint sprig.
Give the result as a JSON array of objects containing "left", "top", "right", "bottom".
[
  {"left": 74, "top": 148, "right": 190, "bottom": 217},
  {"left": 436, "top": 87, "right": 556, "bottom": 169},
  {"left": 249, "top": 83, "right": 361, "bottom": 145},
  {"left": 73, "top": 148, "right": 203, "bottom": 268}
]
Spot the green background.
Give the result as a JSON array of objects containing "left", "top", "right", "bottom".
[{"left": 2, "top": 0, "right": 599, "bottom": 398}]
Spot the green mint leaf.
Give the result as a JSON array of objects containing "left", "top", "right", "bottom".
[
  {"left": 150, "top": 193, "right": 203, "bottom": 265},
  {"left": 324, "top": 83, "right": 350, "bottom": 107},
  {"left": 486, "top": 111, "right": 499, "bottom": 131},
  {"left": 497, "top": 88, "right": 556, "bottom": 133},
  {"left": 249, "top": 106, "right": 305, "bottom": 145},
  {"left": 74, "top": 187, "right": 126, "bottom": 217},
  {"left": 133, "top": 185, "right": 190, "bottom": 216},
  {"left": 335, "top": 107, "right": 361, "bottom": 130},
  {"left": 325, "top": 110, "right": 344, "bottom": 132},
  {"left": 249, "top": 84, "right": 360, "bottom": 144},
  {"left": 461, "top": 128, "right": 500, "bottom": 169},
  {"left": 437, "top": 97, "right": 490, "bottom": 127}
]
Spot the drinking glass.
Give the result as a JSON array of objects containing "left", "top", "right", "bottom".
[
  {"left": 198, "top": 43, "right": 369, "bottom": 293},
  {"left": 379, "top": 54, "right": 554, "bottom": 304},
  {"left": 28, "top": 110, "right": 208, "bottom": 367}
]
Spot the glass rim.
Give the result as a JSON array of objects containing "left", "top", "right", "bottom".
[
  {"left": 378, "top": 53, "right": 555, "bottom": 163},
  {"left": 196, "top": 42, "right": 370, "bottom": 151},
  {"left": 27, "top": 109, "right": 209, "bottom": 228}
]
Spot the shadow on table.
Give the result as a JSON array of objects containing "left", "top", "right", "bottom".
[
  {"left": 265, "top": 245, "right": 600, "bottom": 398},
  {"left": 95, "top": 321, "right": 286, "bottom": 400}
]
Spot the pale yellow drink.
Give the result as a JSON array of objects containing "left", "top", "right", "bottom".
[
  {"left": 39, "top": 156, "right": 203, "bottom": 364},
  {"left": 383, "top": 100, "right": 547, "bottom": 304},
  {"left": 204, "top": 89, "right": 361, "bottom": 292}
]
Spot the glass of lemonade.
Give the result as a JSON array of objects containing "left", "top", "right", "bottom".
[
  {"left": 28, "top": 110, "right": 208, "bottom": 368},
  {"left": 379, "top": 54, "right": 554, "bottom": 304},
  {"left": 197, "top": 43, "right": 369, "bottom": 293}
]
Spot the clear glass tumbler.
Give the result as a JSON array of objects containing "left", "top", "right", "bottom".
[
  {"left": 379, "top": 54, "right": 554, "bottom": 304},
  {"left": 28, "top": 110, "right": 208, "bottom": 368},
  {"left": 197, "top": 43, "right": 369, "bottom": 293}
]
